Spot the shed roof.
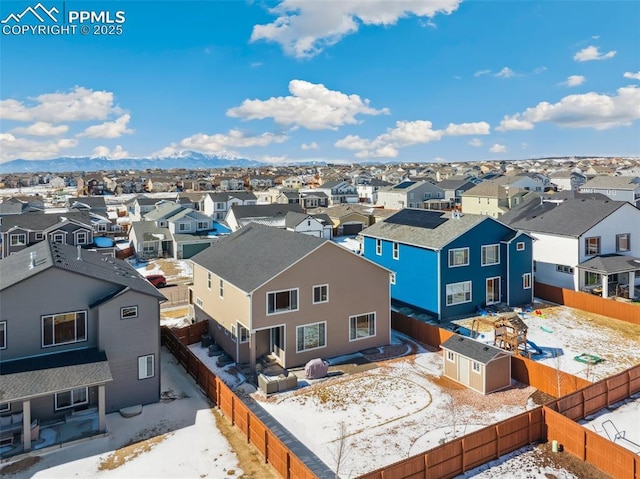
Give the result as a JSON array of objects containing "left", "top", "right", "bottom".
[{"left": 441, "top": 335, "right": 506, "bottom": 364}]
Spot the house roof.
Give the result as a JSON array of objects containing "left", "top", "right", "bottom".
[
  {"left": 581, "top": 175, "right": 640, "bottom": 190},
  {"left": 190, "top": 223, "right": 325, "bottom": 293},
  {"left": 462, "top": 181, "right": 529, "bottom": 198},
  {"left": 441, "top": 334, "right": 506, "bottom": 364},
  {"left": 314, "top": 204, "right": 373, "bottom": 219},
  {"left": 0, "top": 348, "right": 112, "bottom": 403},
  {"left": 361, "top": 209, "right": 490, "bottom": 250},
  {"left": 499, "top": 194, "right": 628, "bottom": 237},
  {"left": 229, "top": 203, "right": 303, "bottom": 219},
  {"left": 130, "top": 221, "right": 172, "bottom": 242},
  {"left": 205, "top": 191, "right": 257, "bottom": 202},
  {"left": 143, "top": 202, "right": 185, "bottom": 221},
  {"left": 577, "top": 254, "right": 640, "bottom": 274},
  {"left": 284, "top": 211, "right": 330, "bottom": 229},
  {"left": 0, "top": 241, "right": 165, "bottom": 299},
  {"left": 0, "top": 211, "right": 92, "bottom": 233}
]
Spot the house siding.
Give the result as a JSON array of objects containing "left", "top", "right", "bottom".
[
  {"left": 486, "top": 356, "right": 511, "bottom": 394},
  {"left": 251, "top": 243, "right": 390, "bottom": 368},
  {"left": 97, "top": 290, "right": 161, "bottom": 412},
  {"left": 506, "top": 236, "right": 534, "bottom": 306},
  {"left": 363, "top": 236, "right": 439, "bottom": 315}
]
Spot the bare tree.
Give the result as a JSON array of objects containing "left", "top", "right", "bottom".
[{"left": 331, "top": 421, "right": 353, "bottom": 479}]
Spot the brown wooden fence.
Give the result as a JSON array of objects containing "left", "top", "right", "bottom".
[
  {"left": 535, "top": 281, "right": 640, "bottom": 325},
  {"left": 358, "top": 409, "right": 545, "bottom": 479},
  {"left": 161, "top": 325, "right": 316, "bottom": 479}
]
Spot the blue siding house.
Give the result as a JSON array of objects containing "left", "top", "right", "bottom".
[{"left": 361, "top": 209, "right": 533, "bottom": 321}]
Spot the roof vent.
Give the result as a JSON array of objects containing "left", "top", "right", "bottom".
[{"left": 483, "top": 346, "right": 490, "bottom": 351}]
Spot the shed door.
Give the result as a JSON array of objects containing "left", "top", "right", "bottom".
[{"left": 459, "top": 357, "right": 470, "bottom": 385}]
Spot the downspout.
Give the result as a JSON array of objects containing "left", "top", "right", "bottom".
[
  {"left": 437, "top": 249, "right": 441, "bottom": 322},
  {"left": 506, "top": 242, "right": 510, "bottom": 305}
]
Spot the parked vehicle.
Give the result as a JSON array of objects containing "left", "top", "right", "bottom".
[{"left": 145, "top": 274, "right": 167, "bottom": 288}]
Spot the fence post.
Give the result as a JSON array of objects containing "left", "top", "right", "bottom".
[
  {"left": 246, "top": 411, "right": 251, "bottom": 444},
  {"left": 264, "top": 429, "right": 269, "bottom": 464},
  {"left": 231, "top": 395, "right": 235, "bottom": 426}
]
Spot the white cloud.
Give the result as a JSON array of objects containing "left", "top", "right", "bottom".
[
  {"left": 573, "top": 45, "right": 616, "bottom": 62},
  {"left": 494, "top": 67, "right": 517, "bottom": 78},
  {"left": 250, "top": 0, "right": 461, "bottom": 58},
  {"left": 158, "top": 129, "right": 288, "bottom": 156},
  {"left": 497, "top": 86, "right": 640, "bottom": 131},
  {"left": 444, "top": 122, "right": 490, "bottom": 136},
  {"left": 0, "top": 86, "right": 121, "bottom": 122},
  {"left": 0, "top": 133, "right": 78, "bottom": 161},
  {"left": 335, "top": 119, "right": 490, "bottom": 158},
  {"left": 474, "top": 69, "right": 491, "bottom": 77},
  {"left": 227, "top": 80, "right": 389, "bottom": 130},
  {"left": 301, "top": 141, "right": 318, "bottom": 150},
  {"left": 489, "top": 143, "right": 507, "bottom": 153},
  {"left": 11, "top": 121, "right": 69, "bottom": 136},
  {"left": 92, "top": 145, "right": 130, "bottom": 159},
  {"left": 335, "top": 120, "right": 443, "bottom": 158},
  {"left": 624, "top": 71, "right": 640, "bottom": 80},
  {"left": 561, "top": 75, "right": 586, "bottom": 87},
  {"left": 468, "top": 138, "right": 483, "bottom": 147},
  {"left": 78, "top": 114, "right": 134, "bottom": 139}
]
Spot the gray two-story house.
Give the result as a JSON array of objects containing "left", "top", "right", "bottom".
[{"left": 0, "top": 242, "right": 164, "bottom": 454}]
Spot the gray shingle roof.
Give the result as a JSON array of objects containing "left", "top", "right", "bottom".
[
  {"left": 361, "top": 209, "right": 488, "bottom": 250},
  {"left": 130, "top": 221, "right": 172, "bottom": 242},
  {"left": 229, "top": 203, "right": 303, "bottom": 219},
  {"left": 0, "top": 241, "right": 165, "bottom": 299},
  {"left": 499, "top": 194, "right": 627, "bottom": 237},
  {"left": 578, "top": 254, "right": 640, "bottom": 274},
  {"left": 0, "top": 211, "right": 92, "bottom": 233},
  {"left": 0, "top": 349, "right": 112, "bottom": 402},
  {"left": 143, "top": 202, "right": 185, "bottom": 221},
  {"left": 190, "top": 223, "right": 325, "bottom": 292},
  {"left": 441, "top": 334, "right": 505, "bottom": 364},
  {"left": 581, "top": 175, "right": 640, "bottom": 190}
]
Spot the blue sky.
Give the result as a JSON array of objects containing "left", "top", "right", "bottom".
[{"left": 1, "top": 0, "right": 639, "bottom": 164}]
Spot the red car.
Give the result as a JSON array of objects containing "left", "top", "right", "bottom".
[{"left": 145, "top": 274, "right": 167, "bottom": 288}]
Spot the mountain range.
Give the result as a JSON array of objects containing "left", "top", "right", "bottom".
[{"left": 0, "top": 152, "right": 267, "bottom": 174}]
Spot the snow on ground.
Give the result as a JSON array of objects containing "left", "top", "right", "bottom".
[
  {"left": 332, "top": 235, "right": 362, "bottom": 254},
  {"left": 2, "top": 347, "right": 242, "bottom": 479},
  {"left": 453, "top": 304, "right": 640, "bottom": 382},
  {"left": 245, "top": 332, "right": 539, "bottom": 478},
  {"left": 188, "top": 343, "right": 247, "bottom": 389},
  {"left": 579, "top": 394, "right": 640, "bottom": 454},
  {"left": 132, "top": 259, "right": 192, "bottom": 281}
]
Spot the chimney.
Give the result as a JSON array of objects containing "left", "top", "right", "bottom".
[
  {"left": 77, "top": 245, "right": 82, "bottom": 260},
  {"left": 29, "top": 251, "right": 37, "bottom": 269}
]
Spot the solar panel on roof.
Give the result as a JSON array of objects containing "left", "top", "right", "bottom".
[
  {"left": 393, "top": 181, "right": 416, "bottom": 189},
  {"left": 385, "top": 209, "right": 448, "bottom": 229}
]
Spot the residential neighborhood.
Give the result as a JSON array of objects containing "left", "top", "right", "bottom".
[{"left": 1, "top": 157, "right": 639, "bottom": 479}]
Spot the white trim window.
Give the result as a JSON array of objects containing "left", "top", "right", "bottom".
[
  {"left": 51, "top": 232, "right": 65, "bottom": 243},
  {"left": 472, "top": 361, "right": 481, "bottom": 373},
  {"left": 238, "top": 325, "right": 249, "bottom": 343},
  {"left": 121, "top": 306, "right": 138, "bottom": 319},
  {"left": 138, "top": 355, "right": 155, "bottom": 379},
  {"left": 448, "top": 248, "right": 469, "bottom": 267},
  {"left": 296, "top": 322, "right": 326, "bottom": 352},
  {"left": 267, "top": 288, "right": 298, "bottom": 315},
  {"left": 376, "top": 238, "right": 382, "bottom": 256},
  {"left": 616, "top": 233, "right": 630, "bottom": 253},
  {"left": 42, "top": 311, "right": 87, "bottom": 347},
  {"left": 584, "top": 236, "right": 600, "bottom": 256},
  {"left": 0, "top": 321, "right": 5, "bottom": 349},
  {"left": 35, "top": 232, "right": 44, "bottom": 240},
  {"left": 446, "top": 351, "right": 455, "bottom": 362},
  {"left": 481, "top": 244, "right": 500, "bottom": 266},
  {"left": 55, "top": 387, "right": 88, "bottom": 410},
  {"left": 516, "top": 242, "right": 525, "bottom": 251},
  {"left": 556, "top": 264, "right": 574, "bottom": 274},
  {"left": 76, "top": 231, "right": 88, "bottom": 245},
  {"left": 313, "top": 284, "right": 329, "bottom": 304},
  {"left": 349, "top": 312, "right": 376, "bottom": 341},
  {"left": 446, "top": 281, "right": 472, "bottom": 306},
  {"left": 178, "top": 223, "right": 190, "bottom": 232},
  {"left": 219, "top": 279, "right": 224, "bottom": 298},
  {"left": 207, "top": 272, "right": 212, "bottom": 290},
  {"left": 523, "top": 273, "right": 532, "bottom": 289},
  {"left": 390, "top": 272, "right": 396, "bottom": 285},
  {"left": 392, "top": 242, "right": 399, "bottom": 260},
  {"left": 9, "top": 234, "right": 26, "bottom": 246},
  {"left": 0, "top": 402, "right": 9, "bottom": 413},
  {"left": 231, "top": 324, "right": 237, "bottom": 342},
  {"left": 197, "top": 221, "right": 209, "bottom": 230}
]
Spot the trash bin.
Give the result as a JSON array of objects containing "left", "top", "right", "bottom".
[{"left": 201, "top": 334, "right": 212, "bottom": 348}]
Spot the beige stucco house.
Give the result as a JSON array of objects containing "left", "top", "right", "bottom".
[{"left": 189, "top": 223, "right": 391, "bottom": 371}]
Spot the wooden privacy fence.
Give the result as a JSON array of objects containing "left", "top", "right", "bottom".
[
  {"left": 161, "top": 325, "right": 316, "bottom": 479},
  {"left": 535, "top": 281, "right": 640, "bottom": 325},
  {"left": 358, "top": 409, "right": 545, "bottom": 479}
]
